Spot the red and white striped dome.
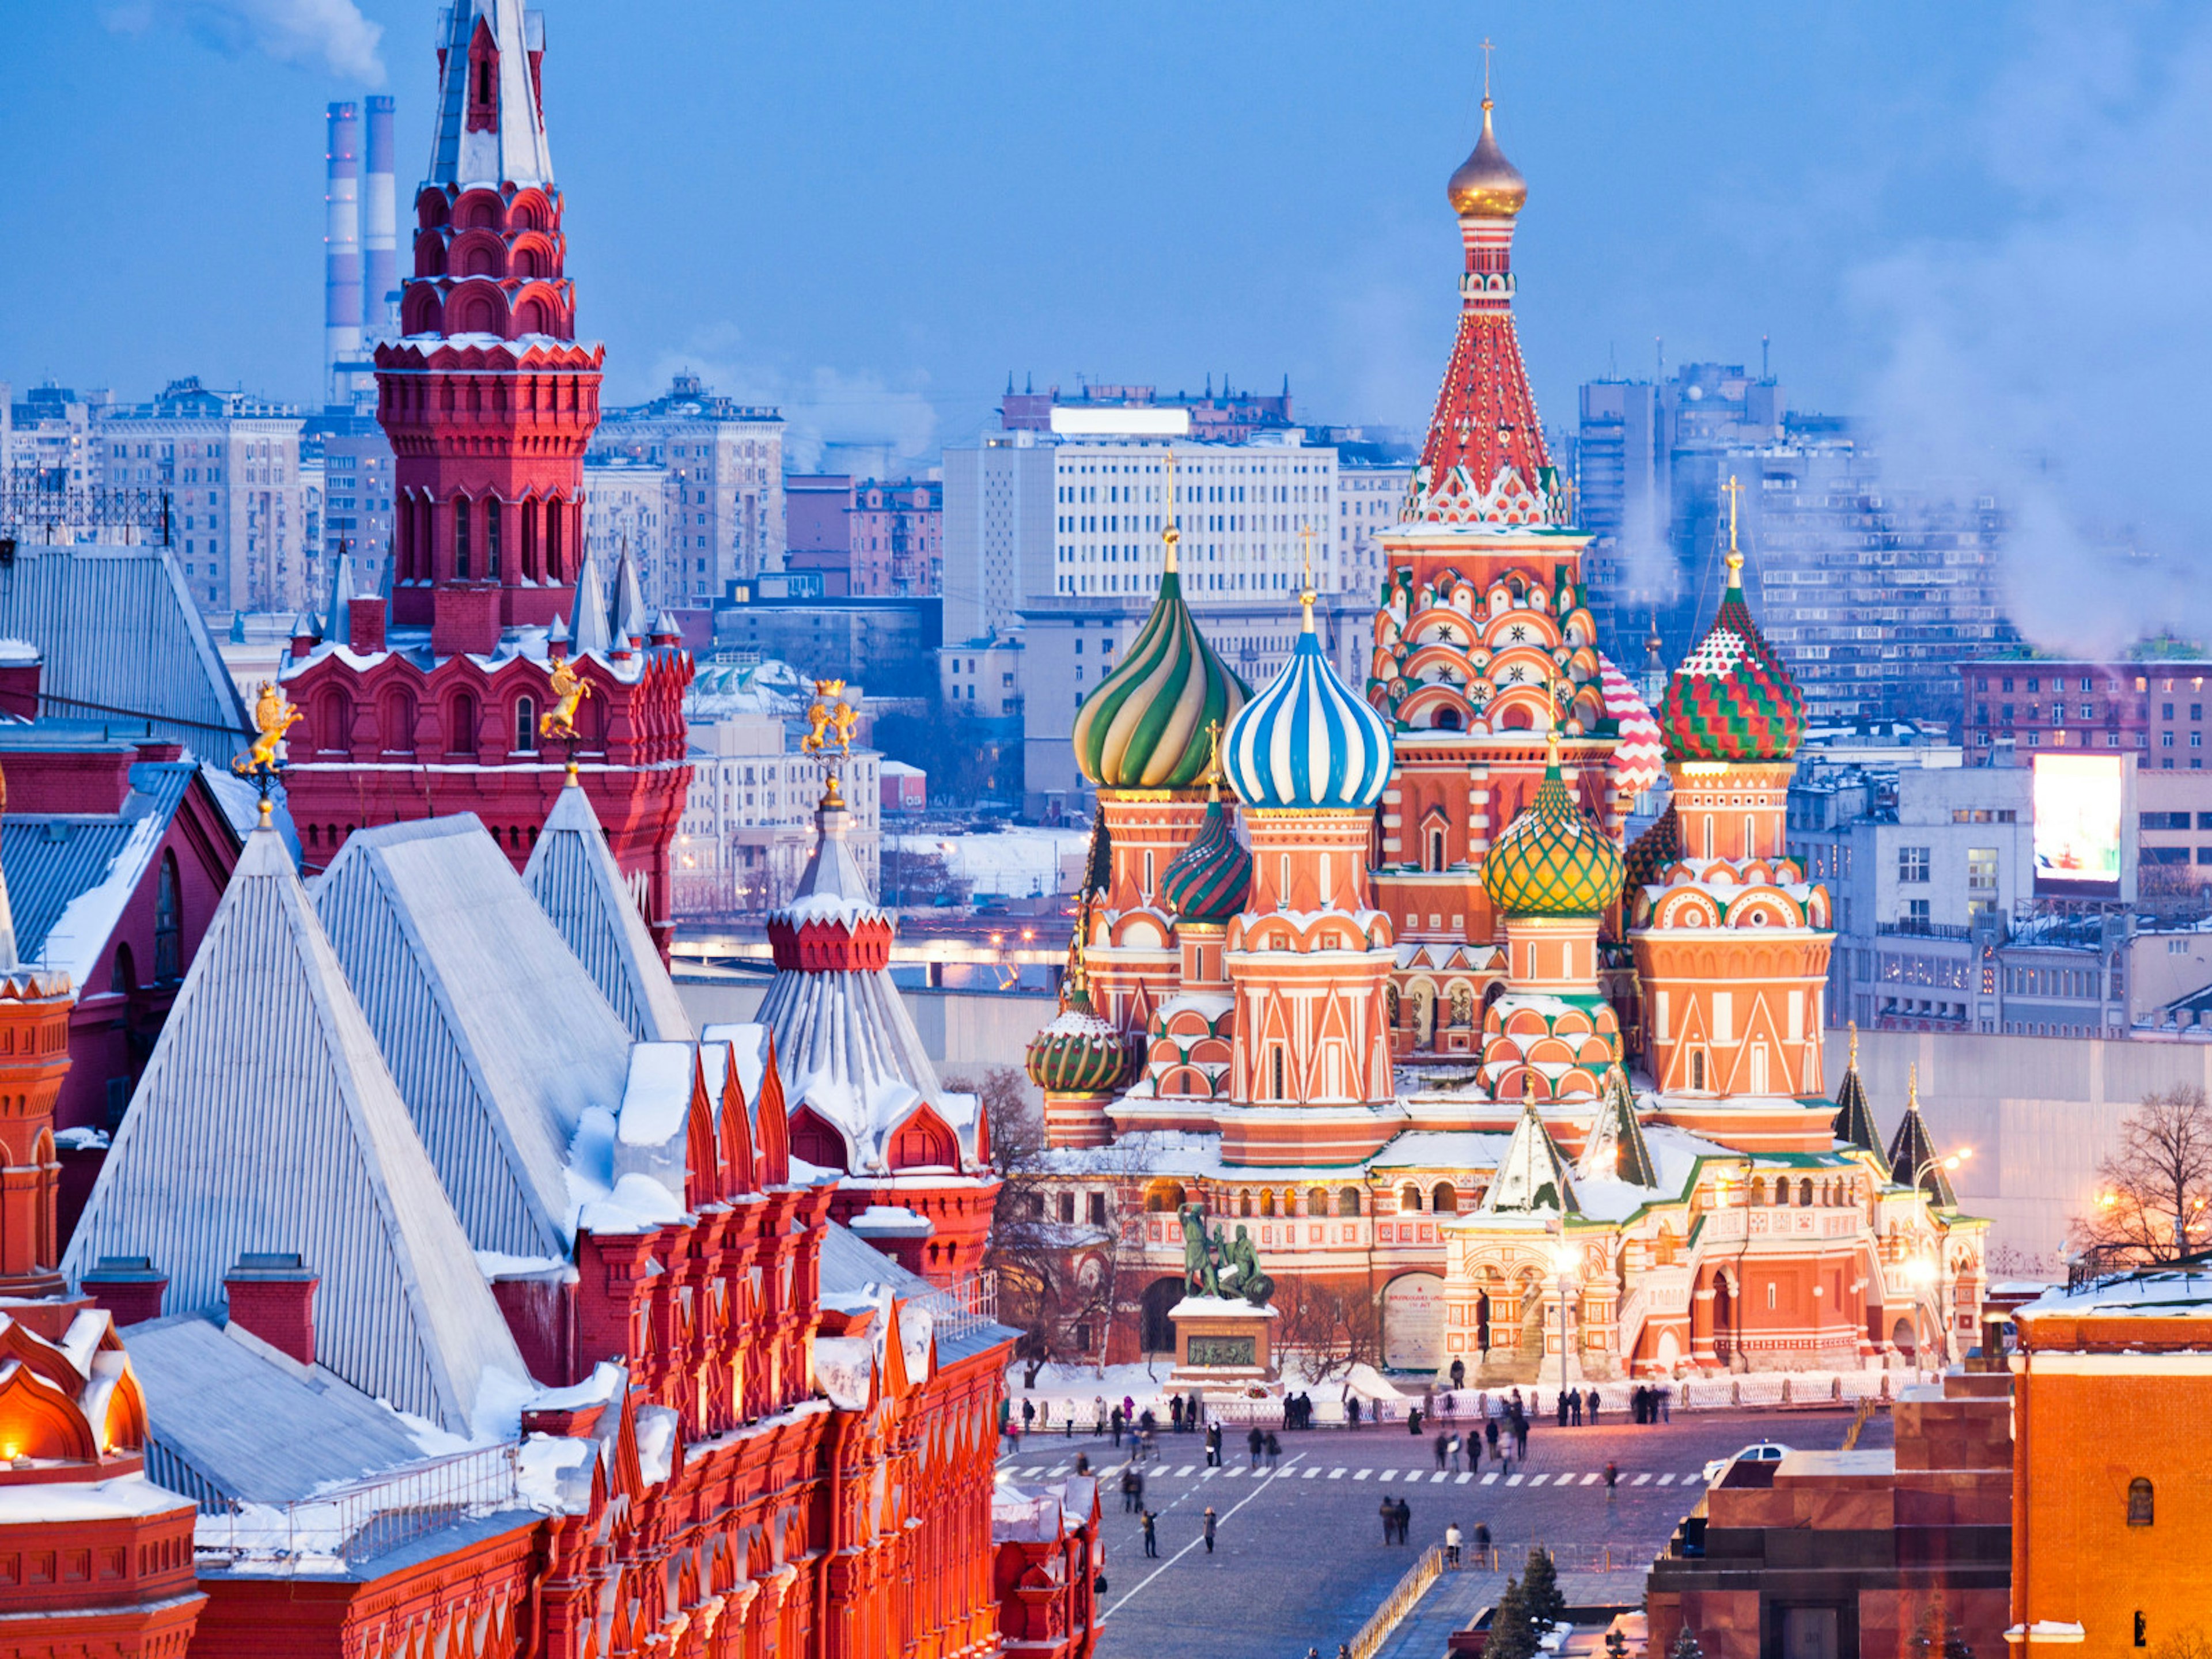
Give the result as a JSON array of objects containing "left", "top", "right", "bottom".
[{"left": 1599, "top": 657, "right": 1664, "bottom": 796}]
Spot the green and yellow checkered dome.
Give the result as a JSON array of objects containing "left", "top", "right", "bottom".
[
  {"left": 1072, "top": 525, "right": 1249, "bottom": 789},
  {"left": 1482, "top": 734, "right": 1626, "bottom": 919}
]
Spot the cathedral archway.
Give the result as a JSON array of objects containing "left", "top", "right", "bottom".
[{"left": 1141, "top": 1278, "right": 1183, "bottom": 1354}]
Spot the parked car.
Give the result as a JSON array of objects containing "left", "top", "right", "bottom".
[{"left": 1702, "top": 1441, "right": 1791, "bottom": 1483}]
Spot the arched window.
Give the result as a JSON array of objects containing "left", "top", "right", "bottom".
[
  {"left": 111, "top": 942, "right": 138, "bottom": 997},
  {"left": 1260, "top": 1189, "right": 1277, "bottom": 1218},
  {"left": 447, "top": 692, "right": 479, "bottom": 756},
  {"left": 521, "top": 498, "right": 539, "bottom": 579},
  {"left": 1428, "top": 828, "right": 1446, "bottom": 872},
  {"left": 514, "top": 697, "right": 536, "bottom": 753},
  {"left": 1143, "top": 1181, "right": 1185, "bottom": 1214},
  {"left": 319, "top": 690, "right": 352, "bottom": 753},
  {"left": 1238, "top": 1191, "right": 1253, "bottom": 1218},
  {"left": 486, "top": 498, "right": 502, "bottom": 578},
  {"left": 1799, "top": 1178, "right": 1814, "bottom": 1207},
  {"left": 380, "top": 687, "right": 418, "bottom": 754},
  {"left": 1399, "top": 1184, "right": 1422, "bottom": 1214},
  {"left": 1748, "top": 1041, "right": 1770, "bottom": 1094},
  {"left": 2128, "top": 1478, "right": 2154, "bottom": 1526},
  {"left": 453, "top": 496, "right": 472, "bottom": 579},
  {"left": 1432, "top": 1182, "right": 1458, "bottom": 1214},
  {"left": 153, "top": 851, "right": 181, "bottom": 982},
  {"left": 1433, "top": 707, "right": 1461, "bottom": 731},
  {"left": 1774, "top": 1180, "right": 1790, "bottom": 1209},
  {"left": 1751, "top": 1177, "right": 1768, "bottom": 1206},
  {"left": 1307, "top": 1187, "right": 1328, "bottom": 1217},
  {"left": 547, "top": 497, "right": 565, "bottom": 581},
  {"left": 1337, "top": 1187, "right": 1362, "bottom": 1218},
  {"left": 1691, "top": 1050, "right": 1707, "bottom": 1091}
]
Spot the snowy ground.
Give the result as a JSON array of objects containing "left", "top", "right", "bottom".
[{"left": 888, "top": 827, "right": 1090, "bottom": 898}]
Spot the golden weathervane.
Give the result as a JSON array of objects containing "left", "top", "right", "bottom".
[{"left": 802, "top": 679, "right": 859, "bottom": 808}]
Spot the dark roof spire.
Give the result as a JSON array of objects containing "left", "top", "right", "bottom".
[{"left": 1831, "top": 1021, "right": 1892, "bottom": 1178}]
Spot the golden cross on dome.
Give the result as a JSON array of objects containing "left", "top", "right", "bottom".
[
  {"left": 1297, "top": 522, "right": 1317, "bottom": 630},
  {"left": 1203, "top": 718, "right": 1225, "bottom": 800},
  {"left": 1847, "top": 1018, "right": 1859, "bottom": 1069},
  {"left": 1544, "top": 723, "right": 1562, "bottom": 769},
  {"left": 1723, "top": 474, "right": 1745, "bottom": 580},
  {"left": 1480, "top": 37, "right": 1495, "bottom": 103},
  {"left": 1161, "top": 449, "right": 1182, "bottom": 573}
]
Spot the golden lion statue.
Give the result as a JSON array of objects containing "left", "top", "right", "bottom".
[
  {"left": 801, "top": 679, "right": 857, "bottom": 760},
  {"left": 235, "top": 681, "right": 301, "bottom": 777},
  {"left": 540, "top": 657, "right": 593, "bottom": 740}
]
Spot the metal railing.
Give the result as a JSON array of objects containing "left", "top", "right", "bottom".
[
  {"left": 197, "top": 1443, "right": 521, "bottom": 1567},
  {"left": 909, "top": 1268, "right": 999, "bottom": 1340},
  {"left": 1346, "top": 1543, "right": 1442, "bottom": 1659},
  {"left": 0, "top": 483, "right": 176, "bottom": 543}
]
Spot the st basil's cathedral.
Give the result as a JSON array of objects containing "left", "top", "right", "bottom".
[{"left": 1025, "top": 96, "right": 1986, "bottom": 1382}]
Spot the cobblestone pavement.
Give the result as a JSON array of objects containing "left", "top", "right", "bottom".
[{"left": 996, "top": 1406, "right": 1878, "bottom": 1659}]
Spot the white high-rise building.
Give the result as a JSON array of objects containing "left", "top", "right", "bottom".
[
  {"left": 589, "top": 373, "right": 786, "bottom": 596},
  {"left": 1337, "top": 458, "right": 1413, "bottom": 601}
]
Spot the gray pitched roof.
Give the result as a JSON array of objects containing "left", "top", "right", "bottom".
[
  {"left": 62, "top": 825, "right": 527, "bottom": 1434},
  {"left": 613, "top": 544, "right": 647, "bottom": 643},
  {"left": 0, "top": 544, "right": 251, "bottom": 759},
  {"left": 818, "top": 1222, "right": 1019, "bottom": 1366},
  {"left": 569, "top": 541, "right": 612, "bottom": 656},
  {"left": 523, "top": 777, "right": 691, "bottom": 1043},
  {"left": 126, "top": 1315, "right": 433, "bottom": 1506},
  {"left": 313, "top": 815, "right": 634, "bottom": 1256}
]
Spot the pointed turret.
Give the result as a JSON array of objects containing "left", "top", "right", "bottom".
[
  {"left": 427, "top": 0, "right": 555, "bottom": 191},
  {"left": 613, "top": 543, "right": 648, "bottom": 646},
  {"left": 569, "top": 541, "right": 612, "bottom": 656},
  {"left": 1578, "top": 1043, "right": 1658, "bottom": 1189},
  {"left": 324, "top": 547, "right": 357, "bottom": 639},
  {"left": 1480, "top": 1087, "right": 1580, "bottom": 1215},
  {"left": 1887, "top": 1065, "right": 1957, "bottom": 1207},
  {"left": 1831, "top": 1022, "right": 1892, "bottom": 1179}
]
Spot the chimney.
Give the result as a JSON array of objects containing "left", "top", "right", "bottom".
[
  {"left": 224, "top": 1252, "right": 319, "bottom": 1366},
  {"left": 324, "top": 102, "right": 363, "bottom": 406},
  {"left": 0, "top": 645, "right": 41, "bottom": 721},
  {"left": 289, "top": 612, "right": 319, "bottom": 660},
  {"left": 349, "top": 592, "right": 387, "bottom": 655},
  {"left": 361, "top": 96, "right": 399, "bottom": 346},
  {"left": 81, "top": 1256, "right": 168, "bottom": 1327}
]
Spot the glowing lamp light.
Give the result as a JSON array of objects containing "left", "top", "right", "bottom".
[{"left": 1551, "top": 1244, "right": 1580, "bottom": 1280}]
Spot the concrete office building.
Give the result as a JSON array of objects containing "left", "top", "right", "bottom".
[
  {"left": 582, "top": 453, "right": 678, "bottom": 609},
  {"left": 675, "top": 711, "right": 881, "bottom": 915}
]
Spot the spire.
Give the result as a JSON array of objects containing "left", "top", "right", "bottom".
[
  {"left": 1578, "top": 1037, "right": 1658, "bottom": 1188},
  {"left": 324, "top": 546, "right": 357, "bottom": 639},
  {"left": 1831, "top": 1021, "right": 1892, "bottom": 1177},
  {"left": 1886, "top": 1065, "right": 1957, "bottom": 1208},
  {"left": 613, "top": 540, "right": 648, "bottom": 645},
  {"left": 1480, "top": 1086, "right": 1580, "bottom": 1215},
  {"left": 1412, "top": 75, "right": 1550, "bottom": 528},
  {"left": 427, "top": 0, "right": 554, "bottom": 190},
  {"left": 569, "top": 540, "right": 612, "bottom": 656}
]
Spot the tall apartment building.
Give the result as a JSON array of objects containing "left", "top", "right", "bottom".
[
  {"left": 588, "top": 372, "right": 785, "bottom": 595},
  {"left": 97, "top": 378, "right": 310, "bottom": 615},
  {"left": 2, "top": 383, "right": 108, "bottom": 493},
  {"left": 1959, "top": 657, "right": 2212, "bottom": 770},
  {"left": 999, "top": 377, "right": 1296, "bottom": 442},
  {"left": 941, "top": 433, "right": 1055, "bottom": 643},
  {"left": 1575, "top": 363, "right": 2013, "bottom": 725},
  {"left": 581, "top": 454, "right": 677, "bottom": 609},
  {"left": 302, "top": 412, "right": 396, "bottom": 596},
  {"left": 786, "top": 474, "right": 944, "bottom": 597}
]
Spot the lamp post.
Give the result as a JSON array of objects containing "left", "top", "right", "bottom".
[{"left": 1551, "top": 1241, "right": 1578, "bottom": 1404}]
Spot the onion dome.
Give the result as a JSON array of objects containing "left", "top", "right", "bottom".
[
  {"left": 1160, "top": 778, "right": 1252, "bottom": 925},
  {"left": 1657, "top": 499, "right": 1805, "bottom": 762},
  {"left": 1025, "top": 906, "right": 1128, "bottom": 1094},
  {"left": 1597, "top": 656, "right": 1664, "bottom": 796},
  {"left": 1073, "top": 523, "right": 1248, "bottom": 789},
  {"left": 1623, "top": 804, "right": 1680, "bottom": 890},
  {"left": 1448, "top": 99, "right": 1528, "bottom": 219},
  {"left": 1223, "top": 596, "right": 1393, "bottom": 811},
  {"left": 1482, "top": 732, "right": 1626, "bottom": 918}
]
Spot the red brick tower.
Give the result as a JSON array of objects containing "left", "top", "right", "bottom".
[{"left": 280, "top": 0, "right": 692, "bottom": 942}]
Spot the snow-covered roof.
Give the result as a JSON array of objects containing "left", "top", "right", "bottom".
[
  {"left": 63, "top": 824, "right": 531, "bottom": 1435},
  {"left": 312, "top": 815, "right": 635, "bottom": 1256},
  {"left": 524, "top": 776, "right": 692, "bottom": 1043},
  {"left": 2017, "top": 1268, "right": 2212, "bottom": 1321}
]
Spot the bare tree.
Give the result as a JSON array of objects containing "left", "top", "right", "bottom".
[
  {"left": 1273, "top": 1275, "right": 1382, "bottom": 1383},
  {"left": 2069, "top": 1085, "right": 2212, "bottom": 1264}
]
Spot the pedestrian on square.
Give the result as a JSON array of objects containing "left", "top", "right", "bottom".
[
  {"left": 1472, "top": 1521, "right": 1490, "bottom": 1567},
  {"left": 1266, "top": 1431, "right": 1281, "bottom": 1468},
  {"left": 1588, "top": 1388, "right": 1601, "bottom": 1426},
  {"left": 1141, "top": 1510, "right": 1158, "bottom": 1558},
  {"left": 1111, "top": 1406, "right": 1123, "bottom": 1447},
  {"left": 1407, "top": 1404, "right": 1423, "bottom": 1437},
  {"left": 1119, "top": 1468, "right": 1137, "bottom": 1513},
  {"left": 1139, "top": 1408, "right": 1156, "bottom": 1436},
  {"left": 1444, "top": 1522, "right": 1463, "bottom": 1569},
  {"left": 1248, "top": 1425, "right": 1264, "bottom": 1469},
  {"left": 1022, "top": 1398, "right": 1035, "bottom": 1433},
  {"left": 1604, "top": 1461, "right": 1619, "bottom": 1502},
  {"left": 1449, "top": 1431, "right": 1463, "bottom": 1472},
  {"left": 1346, "top": 1395, "right": 1362, "bottom": 1430},
  {"left": 1570, "top": 1389, "right": 1583, "bottom": 1427},
  {"left": 1660, "top": 1384, "right": 1672, "bottom": 1422},
  {"left": 1378, "top": 1495, "right": 1394, "bottom": 1544},
  {"left": 1202, "top": 1506, "right": 1217, "bottom": 1554},
  {"left": 1394, "top": 1497, "right": 1411, "bottom": 1543},
  {"left": 1555, "top": 1391, "right": 1569, "bottom": 1429},
  {"left": 1484, "top": 1417, "right": 1500, "bottom": 1459},
  {"left": 1140, "top": 1428, "right": 1156, "bottom": 1465},
  {"left": 1450, "top": 1357, "right": 1467, "bottom": 1390},
  {"left": 1467, "top": 1431, "right": 1482, "bottom": 1474},
  {"left": 1207, "top": 1423, "right": 1222, "bottom": 1467},
  {"left": 1171, "top": 1395, "right": 1184, "bottom": 1433},
  {"left": 1434, "top": 1430, "right": 1449, "bottom": 1471},
  {"left": 1065, "top": 1409, "right": 1074, "bottom": 1439},
  {"left": 1094, "top": 1393, "right": 1106, "bottom": 1434},
  {"left": 1514, "top": 1417, "right": 1529, "bottom": 1460},
  {"left": 1075, "top": 1452, "right": 1090, "bottom": 1475}
]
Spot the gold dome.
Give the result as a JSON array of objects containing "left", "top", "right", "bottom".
[{"left": 1448, "top": 99, "right": 1527, "bottom": 219}]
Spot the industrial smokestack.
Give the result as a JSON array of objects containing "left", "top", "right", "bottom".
[
  {"left": 324, "top": 101, "right": 362, "bottom": 404},
  {"left": 361, "top": 95, "right": 397, "bottom": 346}
]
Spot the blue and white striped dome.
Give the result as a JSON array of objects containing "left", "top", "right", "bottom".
[{"left": 1223, "top": 611, "right": 1393, "bottom": 811}]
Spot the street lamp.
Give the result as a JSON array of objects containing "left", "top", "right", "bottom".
[
  {"left": 1908, "top": 1144, "right": 1971, "bottom": 1373},
  {"left": 1904, "top": 1257, "right": 1939, "bottom": 1384},
  {"left": 1551, "top": 1240, "right": 1579, "bottom": 1405}
]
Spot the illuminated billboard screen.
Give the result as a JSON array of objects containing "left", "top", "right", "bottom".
[{"left": 2033, "top": 753, "right": 2124, "bottom": 898}]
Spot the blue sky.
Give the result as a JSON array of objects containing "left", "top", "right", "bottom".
[{"left": 2, "top": 1, "right": 2206, "bottom": 646}]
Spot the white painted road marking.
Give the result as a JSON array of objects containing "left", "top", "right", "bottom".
[
  {"left": 1657, "top": 1473, "right": 1676, "bottom": 1486},
  {"left": 1329, "top": 1468, "right": 1347, "bottom": 1479},
  {"left": 1633, "top": 1473, "right": 1652, "bottom": 1486},
  {"left": 1482, "top": 1473, "right": 1499, "bottom": 1485},
  {"left": 1354, "top": 1468, "right": 1372, "bottom": 1480},
  {"left": 1506, "top": 1474, "right": 1524, "bottom": 1486}
]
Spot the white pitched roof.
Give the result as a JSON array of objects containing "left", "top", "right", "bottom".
[
  {"left": 313, "top": 815, "right": 634, "bottom": 1257},
  {"left": 63, "top": 825, "right": 528, "bottom": 1434},
  {"left": 524, "top": 777, "right": 691, "bottom": 1043}
]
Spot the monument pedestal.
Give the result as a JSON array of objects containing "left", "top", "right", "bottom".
[{"left": 1167, "top": 1296, "right": 1281, "bottom": 1401}]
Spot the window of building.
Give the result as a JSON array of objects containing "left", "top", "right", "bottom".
[
  {"left": 1907, "top": 898, "right": 1931, "bottom": 926},
  {"left": 1967, "top": 847, "right": 1997, "bottom": 900},
  {"left": 1899, "top": 846, "right": 1930, "bottom": 882},
  {"left": 153, "top": 853, "right": 182, "bottom": 983},
  {"left": 2128, "top": 1478, "right": 2154, "bottom": 1526}
]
